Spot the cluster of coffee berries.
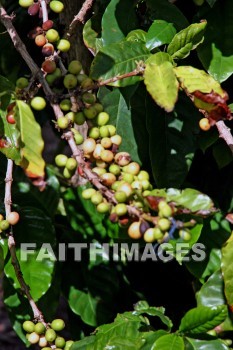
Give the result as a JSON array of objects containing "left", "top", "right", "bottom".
[
  {"left": 19, "top": 0, "right": 64, "bottom": 16},
  {"left": 22, "top": 318, "right": 73, "bottom": 350},
  {"left": 55, "top": 154, "right": 78, "bottom": 179},
  {"left": 0, "top": 212, "right": 20, "bottom": 233}
]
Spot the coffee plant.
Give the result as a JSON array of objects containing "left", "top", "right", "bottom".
[{"left": 0, "top": 0, "right": 233, "bottom": 349}]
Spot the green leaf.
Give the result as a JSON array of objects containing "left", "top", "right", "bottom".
[
  {"left": 197, "top": 270, "right": 225, "bottom": 307},
  {"left": 208, "top": 44, "right": 233, "bottom": 83},
  {"left": 167, "top": 22, "right": 207, "bottom": 60},
  {"left": 90, "top": 41, "right": 150, "bottom": 87},
  {"left": 166, "top": 188, "right": 214, "bottom": 211},
  {"left": 146, "top": 20, "right": 176, "bottom": 50},
  {"left": 146, "top": 0, "right": 189, "bottom": 31},
  {"left": 144, "top": 53, "right": 178, "bottom": 112},
  {"left": 0, "top": 75, "right": 15, "bottom": 93},
  {"left": 16, "top": 100, "right": 45, "bottom": 177},
  {"left": 174, "top": 66, "right": 225, "bottom": 97},
  {"left": 179, "top": 305, "right": 228, "bottom": 334},
  {"left": 134, "top": 300, "right": 173, "bottom": 330},
  {"left": 0, "top": 106, "right": 21, "bottom": 163},
  {"left": 146, "top": 93, "right": 200, "bottom": 188},
  {"left": 0, "top": 245, "right": 4, "bottom": 275},
  {"left": 141, "top": 331, "right": 168, "bottom": 350},
  {"left": 222, "top": 232, "right": 233, "bottom": 310},
  {"left": 185, "top": 337, "right": 229, "bottom": 350},
  {"left": 4, "top": 207, "right": 56, "bottom": 301},
  {"left": 71, "top": 336, "right": 96, "bottom": 350},
  {"left": 83, "top": 17, "right": 103, "bottom": 54},
  {"left": 126, "top": 29, "right": 147, "bottom": 44},
  {"left": 152, "top": 334, "right": 184, "bottom": 350},
  {"left": 213, "top": 140, "right": 233, "bottom": 169}
]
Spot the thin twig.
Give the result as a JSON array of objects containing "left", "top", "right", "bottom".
[
  {"left": 40, "top": 0, "right": 48, "bottom": 22},
  {"left": 215, "top": 121, "right": 233, "bottom": 154},
  {"left": 67, "top": 0, "right": 95, "bottom": 37},
  {"left": 4, "top": 159, "right": 46, "bottom": 323}
]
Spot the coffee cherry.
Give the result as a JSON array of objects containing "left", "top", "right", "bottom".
[
  {"left": 124, "top": 162, "right": 140, "bottom": 175},
  {"left": 28, "top": 3, "right": 40, "bottom": 15},
  {"left": 16, "top": 77, "right": 29, "bottom": 89},
  {"left": 128, "top": 221, "right": 142, "bottom": 239},
  {"left": 68, "top": 60, "right": 82, "bottom": 75},
  {"left": 76, "top": 74, "right": 88, "bottom": 84},
  {"left": 42, "top": 60, "right": 56, "bottom": 73},
  {"left": 153, "top": 227, "right": 163, "bottom": 240},
  {"left": 132, "top": 180, "right": 142, "bottom": 190},
  {"left": 38, "top": 336, "right": 48, "bottom": 347},
  {"left": 42, "top": 20, "right": 54, "bottom": 31},
  {"left": 158, "top": 218, "right": 171, "bottom": 231},
  {"left": 46, "top": 29, "right": 59, "bottom": 43},
  {"left": 7, "top": 212, "right": 20, "bottom": 225},
  {"left": 63, "top": 74, "right": 78, "bottom": 89},
  {"left": 101, "top": 137, "right": 112, "bottom": 149},
  {"left": 63, "top": 167, "right": 72, "bottom": 179},
  {"left": 117, "top": 182, "right": 133, "bottom": 197},
  {"left": 101, "top": 173, "right": 116, "bottom": 186},
  {"left": 96, "top": 160, "right": 107, "bottom": 168},
  {"left": 96, "top": 202, "right": 110, "bottom": 214},
  {"left": 93, "top": 144, "right": 104, "bottom": 159},
  {"left": 42, "top": 43, "right": 55, "bottom": 56},
  {"left": 64, "top": 340, "right": 74, "bottom": 350},
  {"left": 101, "top": 150, "right": 114, "bottom": 163},
  {"left": 111, "top": 135, "right": 122, "bottom": 146},
  {"left": 41, "top": 347, "right": 51, "bottom": 350},
  {"left": 82, "top": 188, "right": 96, "bottom": 199},
  {"left": 51, "top": 319, "right": 65, "bottom": 332},
  {"left": 83, "top": 138, "right": 96, "bottom": 154},
  {"left": 7, "top": 114, "right": 16, "bottom": 124},
  {"left": 57, "top": 117, "right": 69, "bottom": 129},
  {"left": 91, "top": 192, "right": 103, "bottom": 205},
  {"left": 31, "top": 96, "right": 46, "bottom": 111},
  {"left": 45, "top": 328, "right": 56, "bottom": 342},
  {"left": 144, "top": 228, "right": 156, "bottom": 243},
  {"left": 96, "top": 112, "right": 109, "bottom": 126},
  {"left": 0, "top": 220, "right": 10, "bottom": 231},
  {"left": 65, "top": 112, "right": 76, "bottom": 123},
  {"left": 115, "top": 152, "right": 131, "bottom": 166},
  {"left": 28, "top": 332, "right": 40, "bottom": 344},
  {"left": 23, "top": 320, "right": 35, "bottom": 333},
  {"left": 159, "top": 203, "right": 172, "bottom": 218},
  {"left": 114, "top": 191, "right": 127, "bottom": 203},
  {"left": 141, "top": 180, "right": 151, "bottom": 190},
  {"left": 55, "top": 154, "right": 68, "bottom": 167},
  {"left": 111, "top": 180, "right": 122, "bottom": 191},
  {"left": 99, "top": 126, "right": 110, "bottom": 138},
  {"left": 80, "top": 77, "right": 93, "bottom": 89},
  {"left": 19, "top": 0, "right": 34, "bottom": 8},
  {"left": 109, "top": 164, "right": 121, "bottom": 176},
  {"left": 179, "top": 229, "right": 191, "bottom": 241},
  {"left": 74, "top": 133, "right": 84, "bottom": 145},
  {"left": 34, "top": 322, "right": 46, "bottom": 335},
  {"left": 74, "top": 112, "right": 85, "bottom": 125},
  {"left": 82, "top": 92, "right": 96, "bottom": 105},
  {"left": 93, "top": 103, "right": 104, "bottom": 113},
  {"left": 138, "top": 170, "right": 150, "bottom": 181},
  {"left": 55, "top": 336, "right": 66, "bottom": 348},
  {"left": 60, "top": 99, "right": 72, "bottom": 111},
  {"left": 92, "top": 167, "right": 106, "bottom": 176},
  {"left": 49, "top": 0, "right": 64, "bottom": 13},
  {"left": 199, "top": 117, "right": 210, "bottom": 131},
  {"left": 66, "top": 158, "right": 77, "bottom": 171},
  {"left": 115, "top": 203, "right": 127, "bottom": 216},
  {"left": 35, "top": 34, "right": 47, "bottom": 47},
  {"left": 57, "top": 39, "right": 71, "bottom": 52},
  {"left": 84, "top": 106, "right": 97, "bottom": 119},
  {"left": 107, "top": 125, "right": 116, "bottom": 136},
  {"left": 89, "top": 127, "right": 100, "bottom": 139},
  {"left": 121, "top": 173, "right": 134, "bottom": 184}
]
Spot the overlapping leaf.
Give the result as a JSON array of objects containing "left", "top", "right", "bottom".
[
  {"left": 146, "top": 20, "right": 176, "bottom": 50},
  {"left": 167, "top": 22, "right": 207, "bottom": 60},
  {"left": 222, "top": 232, "right": 233, "bottom": 310},
  {"left": 152, "top": 334, "right": 184, "bottom": 350},
  {"left": 185, "top": 337, "right": 229, "bottom": 350}
]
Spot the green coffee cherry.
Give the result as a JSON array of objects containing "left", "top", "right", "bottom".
[
  {"left": 19, "top": 0, "right": 33, "bottom": 8},
  {"left": 63, "top": 167, "right": 72, "bottom": 179},
  {"left": 115, "top": 203, "right": 127, "bottom": 216},
  {"left": 179, "top": 229, "right": 191, "bottom": 241},
  {"left": 34, "top": 322, "right": 46, "bottom": 335},
  {"left": 49, "top": 0, "right": 64, "bottom": 13},
  {"left": 74, "top": 133, "right": 84, "bottom": 145},
  {"left": 51, "top": 319, "right": 65, "bottom": 332},
  {"left": 96, "top": 202, "right": 110, "bottom": 214},
  {"left": 31, "top": 97, "right": 46, "bottom": 111},
  {"left": 124, "top": 162, "right": 140, "bottom": 175},
  {"left": 144, "top": 228, "right": 156, "bottom": 243},
  {"left": 55, "top": 154, "right": 68, "bottom": 167},
  {"left": 153, "top": 227, "right": 164, "bottom": 240},
  {"left": 63, "top": 74, "right": 78, "bottom": 89},
  {"left": 74, "top": 112, "right": 85, "bottom": 125},
  {"left": 57, "top": 117, "right": 69, "bottom": 129},
  {"left": 45, "top": 328, "right": 56, "bottom": 342},
  {"left": 109, "top": 164, "right": 121, "bottom": 176},
  {"left": 114, "top": 191, "right": 127, "bottom": 203},
  {"left": 82, "top": 92, "right": 96, "bottom": 105},
  {"left": 0, "top": 220, "right": 10, "bottom": 231},
  {"left": 57, "top": 39, "right": 71, "bottom": 52},
  {"left": 80, "top": 77, "right": 93, "bottom": 89},
  {"left": 68, "top": 60, "right": 82, "bottom": 75},
  {"left": 91, "top": 192, "right": 103, "bottom": 205},
  {"left": 159, "top": 203, "right": 172, "bottom": 218},
  {"left": 65, "top": 112, "right": 76, "bottom": 122},
  {"left": 89, "top": 127, "right": 100, "bottom": 139},
  {"left": 23, "top": 320, "right": 35, "bottom": 333},
  {"left": 96, "top": 112, "right": 110, "bottom": 126},
  {"left": 138, "top": 170, "right": 150, "bottom": 181},
  {"left": 158, "top": 218, "right": 171, "bottom": 232},
  {"left": 60, "top": 99, "right": 71, "bottom": 111},
  {"left": 107, "top": 125, "right": 116, "bottom": 136},
  {"left": 93, "top": 103, "right": 104, "bottom": 113},
  {"left": 64, "top": 340, "right": 74, "bottom": 350},
  {"left": 76, "top": 74, "right": 88, "bottom": 84},
  {"left": 16, "top": 77, "right": 29, "bottom": 89},
  {"left": 82, "top": 188, "right": 96, "bottom": 199},
  {"left": 66, "top": 158, "right": 77, "bottom": 171},
  {"left": 84, "top": 106, "right": 97, "bottom": 119},
  {"left": 92, "top": 167, "right": 106, "bottom": 176},
  {"left": 99, "top": 126, "right": 110, "bottom": 138},
  {"left": 46, "top": 29, "right": 59, "bottom": 43},
  {"left": 121, "top": 173, "right": 134, "bottom": 184},
  {"left": 55, "top": 336, "right": 66, "bottom": 348}
]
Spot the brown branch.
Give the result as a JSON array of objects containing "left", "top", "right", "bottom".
[
  {"left": 215, "top": 120, "right": 233, "bottom": 154},
  {"left": 67, "top": 0, "right": 95, "bottom": 37},
  {"left": 4, "top": 159, "right": 46, "bottom": 323}
]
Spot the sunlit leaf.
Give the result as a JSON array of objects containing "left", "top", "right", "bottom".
[{"left": 146, "top": 20, "right": 176, "bottom": 50}]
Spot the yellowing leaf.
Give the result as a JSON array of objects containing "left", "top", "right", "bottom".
[
  {"left": 16, "top": 100, "right": 45, "bottom": 177},
  {"left": 144, "top": 53, "right": 178, "bottom": 112},
  {"left": 174, "top": 66, "right": 225, "bottom": 97}
]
